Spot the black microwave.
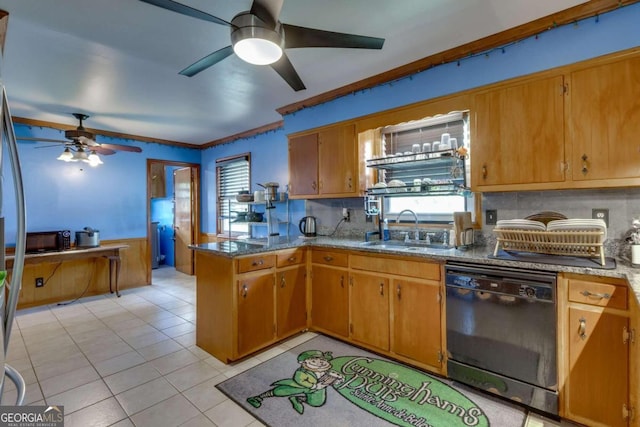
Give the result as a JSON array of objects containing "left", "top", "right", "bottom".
[{"left": 25, "top": 230, "right": 71, "bottom": 253}]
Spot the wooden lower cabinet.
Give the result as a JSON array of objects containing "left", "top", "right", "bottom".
[
  {"left": 559, "top": 273, "right": 634, "bottom": 427},
  {"left": 311, "top": 264, "right": 349, "bottom": 338},
  {"left": 276, "top": 266, "right": 307, "bottom": 339},
  {"left": 195, "top": 249, "right": 307, "bottom": 363},
  {"left": 566, "top": 307, "right": 629, "bottom": 427},
  {"left": 237, "top": 273, "right": 275, "bottom": 356},
  {"left": 393, "top": 278, "right": 442, "bottom": 368},
  {"left": 350, "top": 272, "right": 390, "bottom": 351},
  {"left": 347, "top": 252, "right": 444, "bottom": 373}
]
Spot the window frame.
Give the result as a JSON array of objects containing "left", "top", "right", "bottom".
[{"left": 216, "top": 153, "right": 251, "bottom": 239}]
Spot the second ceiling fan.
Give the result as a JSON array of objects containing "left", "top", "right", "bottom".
[{"left": 139, "top": 0, "right": 385, "bottom": 91}]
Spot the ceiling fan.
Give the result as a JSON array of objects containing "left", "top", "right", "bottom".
[
  {"left": 19, "top": 113, "right": 142, "bottom": 165},
  {"left": 139, "top": 0, "right": 385, "bottom": 91}
]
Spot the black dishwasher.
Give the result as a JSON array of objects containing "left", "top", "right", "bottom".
[{"left": 445, "top": 262, "right": 558, "bottom": 415}]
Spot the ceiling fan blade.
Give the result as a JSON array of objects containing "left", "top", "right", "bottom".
[
  {"left": 139, "top": 0, "right": 233, "bottom": 27},
  {"left": 98, "top": 143, "right": 143, "bottom": 153},
  {"left": 250, "top": 0, "right": 283, "bottom": 28},
  {"left": 90, "top": 147, "right": 117, "bottom": 156},
  {"left": 282, "top": 24, "right": 385, "bottom": 50},
  {"left": 270, "top": 53, "right": 305, "bottom": 91},
  {"left": 17, "top": 137, "right": 67, "bottom": 143},
  {"left": 180, "top": 45, "right": 234, "bottom": 77}
]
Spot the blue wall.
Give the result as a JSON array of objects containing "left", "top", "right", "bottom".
[
  {"left": 199, "top": 3, "right": 640, "bottom": 235},
  {"left": 2, "top": 124, "right": 200, "bottom": 244}
]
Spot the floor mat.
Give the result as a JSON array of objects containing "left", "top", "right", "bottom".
[{"left": 217, "top": 334, "right": 527, "bottom": 427}]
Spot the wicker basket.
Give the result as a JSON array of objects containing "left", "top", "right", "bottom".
[{"left": 493, "top": 229, "right": 606, "bottom": 266}]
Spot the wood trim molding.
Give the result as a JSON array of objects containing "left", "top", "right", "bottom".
[
  {"left": 276, "top": 0, "right": 640, "bottom": 116},
  {"left": 202, "top": 120, "right": 284, "bottom": 148},
  {"left": 12, "top": 116, "right": 200, "bottom": 149}
]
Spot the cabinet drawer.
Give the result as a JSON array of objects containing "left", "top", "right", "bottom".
[
  {"left": 277, "top": 248, "right": 306, "bottom": 267},
  {"left": 350, "top": 254, "right": 441, "bottom": 281},
  {"left": 311, "top": 249, "right": 348, "bottom": 267},
  {"left": 237, "top": 254, "right": 275, "bottom": 273},
  {"left": 568, "top": 278, "right": 627, "bottom": 310}
]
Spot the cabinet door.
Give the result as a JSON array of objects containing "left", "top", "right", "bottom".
[
  {"left": 288, "top": 133, "right": 319, "bottom": 197},
  {"left": 472, "top": 75, "right": 565, "bottom": 187},
  {"left": 350, "top": 273, "right": 390, "bottom": 351},
  {"left": 393, "top": 279, "right": 442, "bottom": 368},
  {"left": 567, "top": 307, "right": 629, "bottom": 427},
  {"left": 149, "top": 162, "right": 166, "bottom": 198},
  {"left": 276, "top": 266, "right": 307, "bottom": 339},
  {"left": 569, "top": 56, "right": 640, "bottom": 181},
  {"left": 311, "top": 265, "right": 349, "bottom": 337},
  {"left": 318, "top": 124, "right": 357, "bottom": 195},
  {"left": 237, "top": 274, "right": 275, "bottom": 356}
]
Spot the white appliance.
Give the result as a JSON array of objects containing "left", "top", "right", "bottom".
[{"left": 0, "top": 83, "right": 27, "bottom": 404}]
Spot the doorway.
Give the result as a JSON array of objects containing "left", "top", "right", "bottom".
[{"left": 147, "top": 159, "right": 200, "bottom": 282}]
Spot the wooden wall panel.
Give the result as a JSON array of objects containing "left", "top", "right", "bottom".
[{"left": 12, "top": 237, "right": 149, "bottom": 309}]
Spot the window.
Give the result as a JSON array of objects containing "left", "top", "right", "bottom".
[
  {"left": 216, "top": 153, "right": 251, "bottom": 237},
  {"left": 379, "top": 111, "right": 473, "bottom": 223}
]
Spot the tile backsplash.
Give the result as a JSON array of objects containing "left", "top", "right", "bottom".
[{"left": 304, "top": 187, "right": 640, "bottom": 258}]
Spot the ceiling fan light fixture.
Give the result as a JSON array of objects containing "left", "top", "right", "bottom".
[
  {"left": 231, "top": 13, "right": 283, "bottom": 65},
  {"left": 73, "top": 147, "right": 89, "bottom": 162},
  {"left": 57, "top": 147, "right": 74, "bottom": 162},
  {"left": 87, "top": 150, "right": 103, "bottom": 166}
]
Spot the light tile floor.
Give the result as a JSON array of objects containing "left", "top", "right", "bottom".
[{"left": 2, "top": 267, "right": 572, "bottom": 426}]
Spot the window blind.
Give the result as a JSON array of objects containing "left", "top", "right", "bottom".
[{"left": 216, "top": 154, "right": 250, "bottom": 235}]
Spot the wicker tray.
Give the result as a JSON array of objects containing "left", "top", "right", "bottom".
[{"left": 493, "top": 229, "right": 606, "bottom": 266}]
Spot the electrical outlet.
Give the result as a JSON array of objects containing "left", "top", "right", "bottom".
[
  {"left": 486, "top": 209, "right": 498, "bottom": 225},
  {"left": 35, "top": 277, "right": 44, "bottom": 288},
  {"left": 342, "top": 208, "right": 350, "bottom": 222},
  {"left": 592, "top": 208, "right": 609, "bottom": 227}
]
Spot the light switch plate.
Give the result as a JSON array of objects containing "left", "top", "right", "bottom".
[
  {"left": 592, "top": 208, "right": 609, "bottom": 227},
  {"left": 486, "top": 209, "right": 497, "bottom": 225}
]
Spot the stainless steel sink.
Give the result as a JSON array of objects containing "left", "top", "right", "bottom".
[{"left": 359, "top": 240, "right": 452, "bottom": 251}]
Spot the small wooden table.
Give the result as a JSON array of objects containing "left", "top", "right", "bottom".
[{"left": 6, "top": 244, "right": 128, "bottom": 297}]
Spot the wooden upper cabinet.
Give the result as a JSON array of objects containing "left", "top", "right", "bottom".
[
  {"left": 472, "top": 75, "right": 565, "bottom": 189},
  {"left": 569, "top": 55, "right": 640, "bottom": 183},
  {"left": 150, "top": 162, "right": 166, "bottom": 198},
  {"left": 288, "top": 132, "right": 319, "bottom": 197},
  {"left": 289, "top": 123, "right": 365, "bottom": 199},
  {"left": 318, "top": 124, "right": 356, "bottom": 196}
]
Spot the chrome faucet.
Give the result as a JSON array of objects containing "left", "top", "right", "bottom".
[{"left": 395, "top": 209, "right": 419, "bottom": 240}]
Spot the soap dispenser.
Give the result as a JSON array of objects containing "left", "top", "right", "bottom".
[{"left": 383, "top": 219, "right": 390, "bottom": 241}]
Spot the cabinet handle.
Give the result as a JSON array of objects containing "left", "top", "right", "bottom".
[
  {"left": 323, "top": 256, "right": 333, "bottom": 262},
  {"left": 340, "top": 275, "right": 344, "bottom": 288},
  {"left": 581, "top": 154, "right": 589, "bottom": 175},
  {"left": 482, "top": 164, "right": 487, "bottom": 180},
  {"left": 252, "top": 259, "right": 264, "bottom": 266},
  {"left": 347, "top": 177, "right": 352, "bottom": 190},
  {"left": 241, "top": 284, "right": 248, "bottom": 298},
  {"left": 396, "top": 284, "right": 401, "bottom": 299},
  {"left": 280, "top": 274, "right": 286, "bottom": 288},
  {"left": 578, "top": 317, "right": 587, "bottom": 340},
  {"left": 312, "top": 181, "right": 317, "bottom": 190},
  {"left": 580, "top": 290, "right": 611, "bottom": 300},
  {"left": 379, "top": 283, "right": 384, "bottom": 296},
  {"left": 287, "top": 256, "right": 297, "bottom": 263}
]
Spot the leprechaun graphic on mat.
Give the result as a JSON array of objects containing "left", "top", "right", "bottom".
[{"left": 247, "top": 350, "right": 345, "bottom": 414}]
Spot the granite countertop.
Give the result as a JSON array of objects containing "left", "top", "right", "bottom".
[{"left": 191, "top": 236, "right": 640, "bottom": 304}]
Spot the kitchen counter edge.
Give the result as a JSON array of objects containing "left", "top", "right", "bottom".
[{"left": 190, "top": 237, "right": 640, "bottom": 304}]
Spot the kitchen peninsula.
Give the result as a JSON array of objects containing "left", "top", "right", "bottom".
[{"left": 192, "top": 237, "right": 640, "bottom": 426}]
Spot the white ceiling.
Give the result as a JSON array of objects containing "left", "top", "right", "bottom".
[{"left": 0, "top": 0, "right": 587, "bottom": 145}]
